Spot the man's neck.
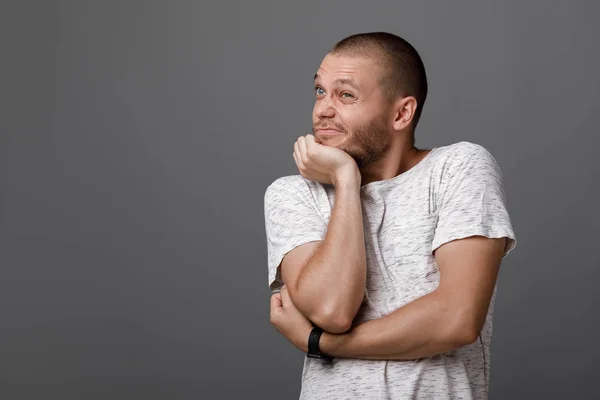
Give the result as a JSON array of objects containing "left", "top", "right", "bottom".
[{"left": 359, "top": 141, "right": 429, "bottom": 186}]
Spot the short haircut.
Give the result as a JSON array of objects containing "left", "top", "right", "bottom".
[{"left": 329, "top": 32, "right": 428, "bottom": 130}]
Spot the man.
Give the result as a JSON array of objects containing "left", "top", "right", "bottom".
[{"left": 263, "top": 31, "right": 516, "bottom": 399}]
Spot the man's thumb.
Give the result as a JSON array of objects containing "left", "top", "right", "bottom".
[{"left": 270, "top": 292, "right": 282, "bottom": 308}]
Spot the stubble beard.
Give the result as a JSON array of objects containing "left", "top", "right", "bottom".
[{"left": 339, "top": 116, "right": 392, "bottom": 169}]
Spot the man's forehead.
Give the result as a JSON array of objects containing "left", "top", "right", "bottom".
[{"left": 314, "top": 54, "right": 380, "bottom": 83}]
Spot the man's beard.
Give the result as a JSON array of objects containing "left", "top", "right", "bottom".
[{"left": 315, "top": 116, "right": 391, "bottom": 169}]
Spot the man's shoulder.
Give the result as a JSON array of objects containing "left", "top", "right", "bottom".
[
  {"left": 266, "top": 174, "right": 305, "bottom": 189},
  {"left": 434, "top": 141, "right": 492, "bottom": 161},
  {"left": 264, "top": 174, "right": 322, "bottom": 199},
  {"left": 431, "top": 141, "right": 499, "bottom": 172},
  {"left": 431, "top": 141, "right": 505, "bottom": 188}
]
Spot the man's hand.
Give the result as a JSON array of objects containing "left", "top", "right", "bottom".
[
  {"left": 293, "top": 134, "right": 359, "bottom": 186},
  {"left": 270, "top": 285, "right": 314, "bottom": 353}
]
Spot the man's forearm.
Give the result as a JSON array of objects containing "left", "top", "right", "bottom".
[
  {"left": 319, "top": 290, "right": 478, "bottom": 360},
  {"left": 292, "top": 173, "right": 367, "bottom": 333}
]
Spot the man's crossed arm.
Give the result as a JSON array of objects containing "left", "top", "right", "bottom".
[{"left": 271, "top": 235, "right": 507, "bottom": 361}]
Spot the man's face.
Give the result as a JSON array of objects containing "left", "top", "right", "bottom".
[{"left": 312, "top": 53, "right": 392, "bottom": 168}]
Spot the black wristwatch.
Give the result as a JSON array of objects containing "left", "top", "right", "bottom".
[{"left": 306, "top": 326, "right": 333, "bottom": 361}]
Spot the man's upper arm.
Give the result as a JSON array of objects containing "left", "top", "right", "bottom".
[
  {"left": 279, "top": 241, "right": 322, "bottom": 292},
  {"left": 434, "top": 236, "right": 506, "bottom": 338},
  {"left": 429, "top": 143, "right": 517, "bottom": 339},
  {"left": 430, "top": 143, "right": 516, "bottom": 257},
  {"left": 264, "top": 178, "right": 327, "bottom": 292}
]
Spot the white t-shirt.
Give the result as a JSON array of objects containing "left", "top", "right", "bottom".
[{"left": 263, "top": 141, "right": 517, "bottom": 399}]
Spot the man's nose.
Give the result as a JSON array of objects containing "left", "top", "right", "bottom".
[{"left": 315, "top": 98, "right": 336, "bottom": 119}]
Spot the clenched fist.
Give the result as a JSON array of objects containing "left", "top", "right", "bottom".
[
  {"left": 270, "top": 285, "right": 314, "bottom": 353},
  {"left": 293, "top": 134, "right": 360, "bottom": 186}
]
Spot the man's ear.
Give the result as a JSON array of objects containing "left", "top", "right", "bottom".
[{"left": 392, "top": 96, "right": 418, "bottom": 131}]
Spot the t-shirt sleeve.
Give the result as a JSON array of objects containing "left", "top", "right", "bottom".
[
  {"left": 431, "top": 144, "right": 517, "bottom": 256},
  {"left": 264, "top": 178, "right": 328, "bottom": 292}
]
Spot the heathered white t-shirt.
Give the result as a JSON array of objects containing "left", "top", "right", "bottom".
[{"left": 263, "top": 141, "right": 517, "bottom": 399}]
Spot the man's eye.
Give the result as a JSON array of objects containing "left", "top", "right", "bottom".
[
  {"left": 315, "top": 87, "right": 325, "bottom": 96},
  {"left": 341, "top": 92, "right": 354, "bottom": 98}
]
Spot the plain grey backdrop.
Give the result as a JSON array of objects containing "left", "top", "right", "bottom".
[{"left": 1, "top": 1, "right": 599, "bottom": 399}]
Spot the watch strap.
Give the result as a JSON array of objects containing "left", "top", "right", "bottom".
[{"left": 306, "top": 326, "right": 332, "bottom": 361}]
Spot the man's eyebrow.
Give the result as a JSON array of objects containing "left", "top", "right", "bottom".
[
  {"left": 313, "top": 74, "right": 359, "bottom": 90},
  {"left": 334, "top": 78, "right": 359, "bottom": 90}
]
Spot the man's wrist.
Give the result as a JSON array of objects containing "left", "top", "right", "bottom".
[
  {"left": 306, "top": 327, "right": 332, "bottom": 360},
  {"left": 318, "top": 330, "right": 345, "bottom": 358},
  {"left": 332, "top": 165, "right": 361, "bottom": 188}
]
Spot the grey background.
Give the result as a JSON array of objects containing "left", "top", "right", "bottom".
[{"left": 1, "top": 1, "right": 598, "bottom": 399}]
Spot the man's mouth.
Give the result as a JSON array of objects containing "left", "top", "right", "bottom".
[{"left": 315, "top": 128, "right": 344, "bottom": 135}]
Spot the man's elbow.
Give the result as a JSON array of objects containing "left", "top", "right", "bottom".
[
  {"left": 289, "top": 294, "right": 353, "bottom": 333},
  {"left": 454, "top": 326, "right": 480, "bottom": 347},
  {"left": 290, "top": 286, "right": 360, "bottom": 334},
  {"left": 311, "top": 309, "right": 353, "bottom": 334},
  {"left": 447, "top": 314, "right": 483, "bottom": 347}
]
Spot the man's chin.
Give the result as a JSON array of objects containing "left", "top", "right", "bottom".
[{"left": 316, "top": 133, "right": 347, "bottom": 146}]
